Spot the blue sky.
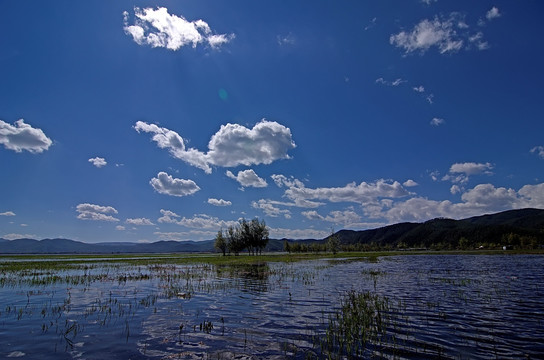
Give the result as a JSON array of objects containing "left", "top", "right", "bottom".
[{"left": 1, "top": 1, "right": 543, "bottom": 243}]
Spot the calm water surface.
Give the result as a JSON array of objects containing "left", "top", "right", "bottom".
[{"left": 0, "top": 254, "right": 543, "bottom": 359}]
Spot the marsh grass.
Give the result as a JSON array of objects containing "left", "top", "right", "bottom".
[{"left": 315, "top": 290, "right": 402, "bottom": 359}]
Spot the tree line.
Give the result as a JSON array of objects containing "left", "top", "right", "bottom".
[{"left": 214, "top": 218, "right": 269, "bottom": 256}]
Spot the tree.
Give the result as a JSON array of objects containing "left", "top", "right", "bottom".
[
  {"left": 327, "top": 228, "right": 340, "bottom": 255},
  {"left": 251, "top": 218, "right": 269, "bottom": 255},
  {"left": 283, "top": 240, "right": 291, "bottom": 253},
  {"left": 223, "top": 218, "right": 269, "bottom": 255},
  {"left": 214, "top": 230, "right": 227, "bottom": 256},
  {"left": 227, "top": 225, "right": 243, "bottom": 255}
]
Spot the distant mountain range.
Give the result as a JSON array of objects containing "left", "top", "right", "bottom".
[{"left": 1, "top": 208, "right": 543, "bottom": 254}]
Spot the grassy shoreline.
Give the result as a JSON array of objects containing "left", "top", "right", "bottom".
[{"left": 1, "top": 249, "right": 543, "bottom": 268}]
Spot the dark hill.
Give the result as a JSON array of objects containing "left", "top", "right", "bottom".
[{"left": 330, "top": 208, "right": 544, "bottom": 250}]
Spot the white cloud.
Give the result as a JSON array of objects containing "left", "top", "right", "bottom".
[
  {"left": 486, "top": 7, "right": 501, "bottom": 20},
  {"left": 449, "top": 162, "right": 493, "bottom": 176},
  {"left": 116, "top": 225, "right": 126, "bottom": 231},
  {"left": 421, "top": 0, "right": 437, "bottom": 5},
  {"left": 88, "top": 157, "right": 107, "bottom": 168},
  {"left": 123, "top": 7, "right": 234, "bottom": 51},
  {"left": 441, "top": 162, "right": 493, "bottom": 185},
  {"left": 134, "top": 121, "right": 211, "bottom": 173},
  {"left": 450, "top": 185, "right": 461, "bottom": 194},
  {"left": 251, "top": 199, "right": 291, "bottom": 218},
  {"left": 390, "top": 15, "right": 464, "bottom": 54},
  {"left": 126, "top": 218, "right": 155, "bottom": 226},
  {"left": 157, "top": 209, "right": 237, "bottom": 229},
  {"left": 226, "top": 169, "right": 268, "bottom": 188},
  {"left": 277, "top": 32, "right": 296, "bottom": 45},
  {"left": 76, "top": 203, "right": 119, "bottom": 222},
  {"left": 154, "top": 230, "right": 217, "bottom": 241},
  {"left": 302, "top": 210, "right": 365, "bottom": 228},
  {"left": 403, "top": 179, "right": 418, "bottom": 187},
  {"left": 208, "top": 198, "right": 232, "bottom": 207},
  {"left": 426, "top": 94, "right": 435, "bottom": 104},
  {"left": 530, "top": 146, "right": 544, "bottom": 159},
  {"left": 368, "top": 182, "right": 544, "bottom": 224},
  {"left": 375, "top": 77, "right": 406, "bottom": 86},
  {"left": 282, "top": 178, "right": 410, "bottom": 206},
  {"left": 413, "top": 85, "right": 425, "bottom": 93},
  {"left": 135, "top": 120, "right": 296, "bottom": 173},
  {"left": 0, "top": 211, "right": 16, "bottom": 216},
  {"left": 430, "top": 117, "right": 445, "bottom": 126},
  {"left": 364, "top": 17, "right": 377, "bottom": 31},
  {"left": 207, "top": 120, "right": 296, "bottom": 168},
  {"left": 150, "top": 172, "right": 200, "bottom": 197},
  {"left": 0, "top": 119, "right": 52, "bottom": 153},
  {"left": 2, "top": 233, "right": 37, "bottom": 240}
]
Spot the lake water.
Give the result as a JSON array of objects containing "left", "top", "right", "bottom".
[{"left": 0, "top": 254, "right": 543, "bottom": 359}]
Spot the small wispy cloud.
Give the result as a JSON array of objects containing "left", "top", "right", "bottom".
[
  {"left": 486, "top": 7, "right": 501, "bottom": 21},
  {"left": 430, "top": 117, "right": 445, "bottom": 126},
  {"left": 364, "top": 17, "right": 377, "bottom": 31},
  {"left": 375, "top": 77, "right": 406, "bottom": 86},
  {"left": 530, "top": 146, "right": 544, "bottom": 159},
  {"left": 0, "top": 211, "right": 16, "bottom": 216},
  {"left": 277, "top": 32, "right": 295, "bottom": 46}
]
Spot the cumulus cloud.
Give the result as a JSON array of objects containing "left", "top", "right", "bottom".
[
  {"left": 123, "top": 7, "right": 234, "bottom": 50},
  {"left": 116, "top": 225, "right": 126, "bottom": 231},
  {"left": 207, "top": 120, "right": 296, "bottom": 168},
  {"left": 403, "top": 179, "right": 418, "bottom": 187},
  {"left": 134, "top": 121, "right": 210, "bottom": 173},
  {"left": 486, "top": 7, "right": 501, "bottom": 20},
  {"left": 226, "top": 169, "right": 268, "bottom": 188},
  {"left": 0, "top": 119, "right": 52, "bottom": 153},
  {"left": 430, "top": 117, "right": 445, "bottom": 126},
  {"left": 282, "top": 178, "right": 410, "bottom": 206},
  {"left": 367, "top": 182, "right": 544, "bottom": 224},
  {"left": 441, "top": 162, "right": 493, "bottom": 185},
  {"left": 0, "top": 211, "right": 16, "bottom": 216},
  {"left": 88, "top": 157, "right": 107, "bottom": 168},
  {"left": 126, "top": 218, "right": 155, "bottom": 226},
  {"left": 157, "top": 209, "right": 237, "bottom": 229},
  {"left": 135, "top": 120, "right": 296, "bottom": 173},
  {"left": 449, "top": 162, "right": 493, "bottom": 176},
  {"left": 208, "top": 198, "right": 232, "bottom": 207},
  {"left": 302, "top": 209, "right": 365, "bottom": 228},
  {"left": 76, "top": 203, "right": 119, "bottom": 222},
  {"left": 150, "top": 172, "right": 200, "bottom": 197},
  {"left": 390, "top": 12, "right": 492, "bottom": 55},
  {"left": 530, "top": 146, "right": 544, "bottom": 159},
  {"left": 251, "top": 199, "right": 291, "bottom": 218}
]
